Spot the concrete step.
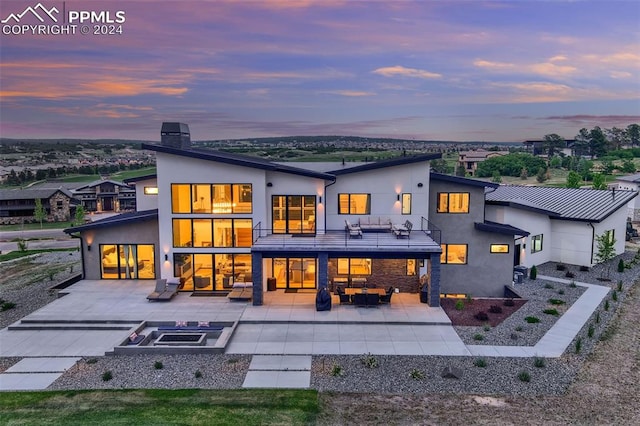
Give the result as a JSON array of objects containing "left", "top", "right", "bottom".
[{"left": 8, "top": 322, "right": 139, "bottom": 331}]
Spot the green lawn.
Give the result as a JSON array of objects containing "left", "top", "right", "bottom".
[
  {"left": 0, "top": 221, "right": 76, "bottom": 232},
  {"left": 0, "top": 389, "right": 319, "bottom": 426}
]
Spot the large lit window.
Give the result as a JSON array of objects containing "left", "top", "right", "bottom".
[
  {"left": 171, "top": 184, "right": 252, "bottom": 214},
  {"left": 437, "top": 192, "right": 469, "bottom": 213},
  {"left": 490, "top": 244, "right": 509, "bottom": 253},
  {"left": 336, "top": 258, "right": 371, "bottom": 275},
  {"left": 440, "top": 244, "right": 468, "bottom": 264},
  {"left": 272, "top": 195, "right": 316, "bottom": 234},
  {"left": 531, "top": 234, "right": 543, "bottom": 253},
  {"left": 100, "top": 244, "right": 155, "bottom": 279},
  {"left": 172, "top": 218, "right": 252, "bottom": 248},
  {"left": 338, "top": 194, "right": 371, "bottom": 214},
  {"left": 401, "top": 193, "right": 411, "bottom": 215},
  {"left": 174, "top": 253, "right": 252, "bottom": 292},
  {"left": 143, "top": 186, "right": 158, "bottom": 195}
]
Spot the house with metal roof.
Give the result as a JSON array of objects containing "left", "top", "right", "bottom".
[
  {"left": 614, "top": 173, "right": 640, "bottom": 221},
  {"left": 0, "top": 187, "right": 77, "bottom": 225},
  {"left": 485, "top": 185, "right": 637, "bottom": 268},
  {"left": 66, "top": 122, "right": 445, "bottom": 306}
]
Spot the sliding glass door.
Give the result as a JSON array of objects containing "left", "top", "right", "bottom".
[{"left": 272, "top": 195, "right": 316, "bottom": 234}]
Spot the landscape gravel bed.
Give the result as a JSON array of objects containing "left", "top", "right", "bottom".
[
  {"left": 0, "top": 251, "right": 80, "bottom": 330},
  {"left": 48, "top": 354, "right": 251, "bottom": 390}
]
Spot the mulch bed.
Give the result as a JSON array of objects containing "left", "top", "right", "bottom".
[{"left": 440, "top": 297, "right": 528, "bottom": 327}]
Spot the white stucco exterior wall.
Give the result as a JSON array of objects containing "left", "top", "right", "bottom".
[{"left": 132, "top": 177, "right": 158, "bottom": 212}]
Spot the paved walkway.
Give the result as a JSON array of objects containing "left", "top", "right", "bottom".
[
  {"left": 0, "top": 276, "right": 610, "bottom": 390},
  {"left": 243, "top": 355, "right": 311, "bottom": 388}
]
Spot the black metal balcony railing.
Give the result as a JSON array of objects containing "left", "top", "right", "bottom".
[
  {"left": 421, "top": 216, "right": 442, "bottom": 244},
  {"left": 252, "top": 221, "right": 440, "bottom": 250}
]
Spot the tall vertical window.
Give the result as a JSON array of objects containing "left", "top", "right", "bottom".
[
  {"left": 531, "top": 234, "right": 543, "bottom": 253},
  {"left": 401, "top": 193, "right": 411, "bottom": 215},
  {"left": 407, "top": 259, "right": 417, "bottom": 275},
  {"left": 338, "top": 194, "right": 371, "bottom": 214},
  {"left": 171, "top": 184, "right": 191, "bottom": 213},
  {"left": 437, "top": 192, "right": 469, "bottom": 213}
]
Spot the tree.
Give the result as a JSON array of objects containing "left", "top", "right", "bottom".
[
  {"left": 589, "top": 126, "right": 607, "bottom": 159},
  {"left": 536, "top": 167, "right": 547, "bottom": 183},
  {"left": 594, "top": 231, "right": 617, "bottom": 280},
  {"left": 574, "top": 128, "right": 591, "bottom": 157},
  {"left": 627, "top": 123, "right": 640, "bottom": 147},
  {"left": 430, "top": 159, "right": 451, "bottom": 174},
  {"left": 566, "top": 171, "right": 581, "bottom": 188},
  {"left": 542, "top": 133, "right": 564, "bottom": 161},
  {"left": 605, "top": 127, "right": 628, "bottom": 151},
  {"left": 621, "top": 159, "right": 636, "bottom": 173},
  {"left": 591, "top": 173, "right": 606, "bottom": 190},
  {"left": 491, "top": 171, "right": 502, "bottom": 183},
  {"left": 520, "top": 167, "right": 528, "bottom": 180},
  {"left": 74, "top": 205, "right": 86, "bottom": 226},
  {"left": 33, "top": 198, "right": 46, "bottom": 228},
  {"left": 455, "top": 164, "right": 466, "bottom": 177}
]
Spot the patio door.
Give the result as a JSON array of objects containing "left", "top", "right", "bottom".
[
  {"left": 272, "top": 195, "right": 316, "bottom": 234},
  {"left": 272, "top": 257, "right": 317, "bottom": 289}
]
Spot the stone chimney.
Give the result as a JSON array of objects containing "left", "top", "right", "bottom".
[{"left": 161, "top": 122, "right": 191, "bottom": 149}]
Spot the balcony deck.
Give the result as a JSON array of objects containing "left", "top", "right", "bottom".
[{"left": 252, "top": 229, "right": 441, "bottom": 254}]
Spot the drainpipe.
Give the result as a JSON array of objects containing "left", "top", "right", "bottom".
[
  {"left": 589, "top": 222, "right": 595, "bottom": 265},
  {"left": 323, "top": 178, "right": 337, "bottom": 231},
  {"left": 68, "top": 233, "right": 86, "bottom": 279}
]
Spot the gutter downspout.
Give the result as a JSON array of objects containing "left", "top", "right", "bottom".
[
  {"left": 323, "top": 178, "right": 337, "bottom": 231},
  {"left": 589, "top": 223, "right": 595, "bottom": 265},
  {"left": 68, "top": 233, "right": 86, "bottom": 279}
]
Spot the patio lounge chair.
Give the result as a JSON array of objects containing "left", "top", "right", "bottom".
[
  {"left": 146, "top": 279, "right": 167, "bottom": 301},
  {"left": 157, "top": 282, "right": 180, "bottom": 301},
  {"left": 379, "top": 287, "right": 394, "bottom": 304},
  {"left": 345, "top": 220, "right": 363, "bottom": 239}
]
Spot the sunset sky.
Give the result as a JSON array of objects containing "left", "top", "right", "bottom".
[{"left": 1, "top": 0, "right": 639, "bottom": 142}]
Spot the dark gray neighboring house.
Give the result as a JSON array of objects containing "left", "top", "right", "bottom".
[
  {"left": 0, "top": 188, "right": 77, "bottom": 225},
  {"left": 429, "top": 173, "right": 528, "bottom": 297}
]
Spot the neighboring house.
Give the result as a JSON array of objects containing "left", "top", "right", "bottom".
[
  {"left": 429, "top": 173, "right": 528, "bottom": 297},
  {"left": 523, "top": 139, "right": 575, "bottom": 157},
  {"left": 485, "top": 185, "right": 636, "bottom": 268},
  {"left": 66, "top": 123, "right": 444, "bottom": 306},
  {"left": 614, "top": 173, "right": 640, "bottom": 220},
  {"left": 72, "top": 180, "right": 136, "bottom": 213},
  {"left": 457, "top": 149, "right": 509, "bottom": 176},
  {"left": 0, "top": 188, "right": 76, "bottom": 225}
]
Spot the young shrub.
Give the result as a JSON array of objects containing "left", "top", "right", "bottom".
[
  {"left": 154, "top": 361, "right": 164, "bottom": 370},
  {"left": 544, "top": 283, "right": 554, "bottom": 289},
  {"left": 529, "top": 265, "right": 537, "bottom": 280},
  {"left": 575, "top": 337, "right": 582, "bottom": 354},
  {"left": 569, "top": 281, "right": 577, "bottom": 288},
  {"left": 474, "top": 358, "right": 487, "bottom": 368},
  {"left": 489, "top": 305, "right": 503, "bottom": 314},
  {"left": 604, "top": 300, "right": 610, "bottom": 311},
  {"left": 548, "top": 298, "right": 566, "bottom": 305},
  {"left": 473, "top": 333, "right": 484, "bottom": 341},
  {"left": 533, "top": 357, "right": 546, "bottom": 368},
  {"left": 558, "top": 289, "right": 565, "bottom": 295},
  {"left": 518, "top": 371, "right": 531, "bottom": 382},
  {"left": 410, "top": 369, "right": 424, "bottom": 380},
  {"left": 618, "top": 258, "right": 625, "bottom": 273},
  {"left": 455, "top": 300, "right": 465, "bottom": 311},
  {"left": 195, "top": 370, "right": 203, "bottom": 379},
  {"left": 515, "top": 325, "right": 523, "bottom": 332},
  {"left": 474, "top": 311, "right": 489, "bottom": 321},
  {"left": 331, "top": 364, "right": 344, "bottom": 377},
  {"left": 543, "top": 308, "right": 559, "bottom": 316},
  {"left": 595, "top": 311, "right": 600, "bottom": 323},
  {"left": 361, "top": 353, "right": 378, "bottom": 369},
  {"left": 525, "top": 316, "right": 540, "bottom": 324},
  {"left": 1, "top": 302, "right": 16, "bottom": 311},
  {"left": 556, "top": 264, "right": 566, "bottom": 271},
  {"left": 102, "top": 371, "right": 113, "bottom": 381},
  {"left": 617, "top": 280, "right": 623, "bottom": 292},
  {"left": 565, "top": 271, "right": 575, "bottom": 279},
  {"left": 483, "top": 323, "right": 491, "bottom": 332},
  {"left": 588, "top": 324, "right": 595, "bottom": 338},
  {"left": 612, "top": 290, "right": 618, "bottom": 302},
  {"left": 503, "top": 298, "right": 515, "bottom": 307},
  {"left": 465, "top": 294, "right": 473, "bottom": 304},
  {"left": 48, "top": 272, "right": 56, "bottom": 281}
]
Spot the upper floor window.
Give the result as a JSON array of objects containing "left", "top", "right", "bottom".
[
  {"left": 171, "top": 183, "right": 252, "bottom": 214},
  {"left": 437, "top": 192, "right": 469, "bottom": 213},
  {"left": 144, "top": 186, "right": 158, "bottom": 195},
  {"left": 401, "top": 193, "right": 412, "bottom": 215},
  {"left": 338, "top": 194, "right": 370, "bottom": 214},
  {"left": 531, "top": 234, "right": 543, "bottom": 253}
]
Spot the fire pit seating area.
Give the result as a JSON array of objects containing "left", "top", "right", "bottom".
[
  {"left": 358, "top": 217, "right": 393, "bottom": 232},
  {"left": 157, "top": 321, "right": 224, "bottom": 332}
]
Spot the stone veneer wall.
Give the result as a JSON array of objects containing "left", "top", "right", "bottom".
[
  {"left": 0, "top": 194, "right": 71, "bottom": 225},
  {"left": 328, "top": 258, "right": 420, "bottom": 293}
]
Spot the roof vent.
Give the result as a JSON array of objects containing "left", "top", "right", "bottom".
[{"left": 160, "top": 122, "right": 191, "bottom": 149}]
